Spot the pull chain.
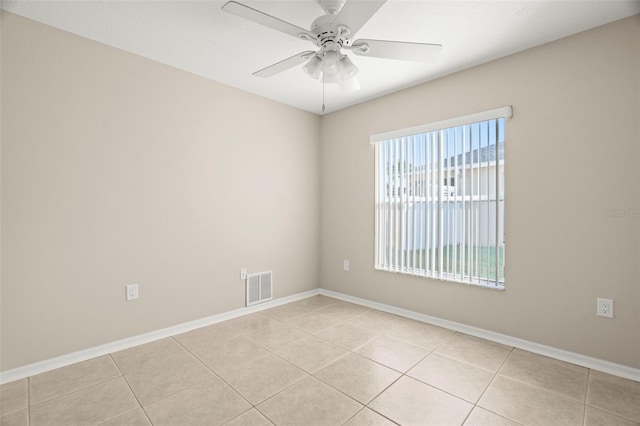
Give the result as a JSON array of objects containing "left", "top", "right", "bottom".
[{"left": 322, "top": 72, "right": 326, "bottom": 113}]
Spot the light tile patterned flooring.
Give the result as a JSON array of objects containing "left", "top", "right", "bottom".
[{"left": 2, "top": 295, "right": 640, "bottom": 426}]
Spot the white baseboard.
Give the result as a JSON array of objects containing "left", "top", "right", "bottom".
[
  {"left": 0, "top": 289, "right": 320, "bottom": 385},
  {"left": 319, "top": 288, "right": 640, "bottom": 382},
  {"left": 3, "top": 287, "right": 638, "bottom": 385}
]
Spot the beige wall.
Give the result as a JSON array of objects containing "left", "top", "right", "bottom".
[
  {"left": 320, "top": 16, "right": 640, "bottom": 368},
  {"left": 2, "top": 10, "right": 639, "bottom": 373},
  {"left": 0, "top": 12, "right": 320, "bottom": 370}
]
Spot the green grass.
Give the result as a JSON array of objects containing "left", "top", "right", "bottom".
[{"left": 385, "top": 245, "right": 505, "bottom": 283}]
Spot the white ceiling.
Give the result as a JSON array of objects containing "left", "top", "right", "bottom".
[{"left": 3, "top": 0, "right": 639, "bottom": 115}]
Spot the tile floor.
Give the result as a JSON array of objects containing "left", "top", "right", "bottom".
[{"left": 1, "top": 295, "right": 640, "bottom": 426}]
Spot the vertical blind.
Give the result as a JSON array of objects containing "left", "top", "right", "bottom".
[{"left": 372, "top": 107, "right": 511, "bottom": 289}]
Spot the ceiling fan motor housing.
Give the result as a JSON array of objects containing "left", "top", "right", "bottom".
[{"left": 310, "top": 15, "right": 347, "bottom": 48}]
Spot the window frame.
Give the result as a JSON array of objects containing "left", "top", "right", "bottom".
[{"left": 371, "top": 106, "right": 512, "bottom": 290}]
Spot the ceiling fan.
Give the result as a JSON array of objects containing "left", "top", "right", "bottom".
[{"left": 222, "top": 0, "right": 442, "bottom": 93}]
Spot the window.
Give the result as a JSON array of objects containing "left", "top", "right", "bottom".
[{"left": 372, "top": 107, "right": 511, "bottom": 289}]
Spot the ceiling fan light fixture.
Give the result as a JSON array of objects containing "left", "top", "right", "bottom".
[
  {"left": 303, "top": 55, "right": 323, "bottom": 80},
  {"left": 322, "top": 50, "right": 340, "bottom": 76},
  {"left": 338, "top": 54, "right": 359, "bottom": 80}
]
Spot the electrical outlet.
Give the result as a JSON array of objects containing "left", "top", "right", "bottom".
[
  {"left": 126, "top": 284, "right": 139, "bottom": 301},
  {"left": 343, "top": 260, "right": 350, "bottom": 271},
  {"left": 597, "top": 298, "right": 613, "bottom": 318},
  {"left": 240, "top": 268, "right": 247, "bottom": 280}
]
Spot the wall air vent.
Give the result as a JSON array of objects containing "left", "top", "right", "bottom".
[{"left": 246, "top": 270, "right": 273, "bottom": 307}]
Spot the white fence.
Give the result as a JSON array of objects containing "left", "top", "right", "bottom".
[{"left": 377, "top": 199, "right": 504, "bottom": 251}]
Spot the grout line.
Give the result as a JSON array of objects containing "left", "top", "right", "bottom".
[
  {"left": 459, "top": 404, "right": 475, "bottom": 425},
  {"left": 366, "top": 371, "right": 404, "bottom": 404},
  {"left": 492, "top": 350, "right": 595, "bottom": 407},
  {"left": 96, "top": 355, "right": 149, "bottom": 425},
  {"left": 112, "top": 340, "right": 213, "bottom": 411},
  {"left": 490, "top": 371, "right": 590, "bottom": 406},
  {"left": 171, "top": 340, "right": 247, "bottom": 397},
  {"left": 251, "top": 373, "right": 311, "bottom": 407},
  {"left": 582, "top": 368, "right": 591, "bottom": 426},
  {"left": 28, "top": 376, "right": 126, "bottom": 411},
  {"left": 312, "top": 351, "right": 399, "bottom": 404},
  {"left": 363, "top": 391, "right": 403, "bottom": 425},
  {"left": 175, "top": 337, "right": 258, "bottom": 410},
  {"left": 347, "top": 405, "right": 401, "bottom": 426},
  {"left": 223, "top": 407, "right": 276, "bottom": 426},
  {"left": 469, "top": 406, "right": 526, "bottom": 426},
  {"left": 583, "top": 405, "right": 640, "bottom": 424},
  {"left": 96, "top": 407, "right": 147, "bottom": 426},
  {"left": 402, "top": 373, "right": 481, "bottom": 407},
  {"left": 430, "top": 350, "right": 504, "bottom": 375},
  {"left": 27, "top": 374, "right": 124, "bottom": 409},
  {"left": 340, "top": 407, "right": 366, "bottom": 426},
  {"left": 461, "top": 404, "right": 477, "bottom": 425},
  {"left": 582, "top": 369, "right": 640, "bottom": 423},
  {"left": 26, "top": 355, "right": 121, "bottom": 404},
  {"left": 253, "top": 403, "right": 278, "bottom": 425},
  {"left": 496, "top": 346, "right": 515, "bottom": 374},
  {"left": 472, "top": 345, "right": 514, "bottom": 419},
  {"left": 584, "top": 368, "right": 591, "bottom": 405},
  {"left": 433, "top": 328, "right": 459, "bottom": 349}
]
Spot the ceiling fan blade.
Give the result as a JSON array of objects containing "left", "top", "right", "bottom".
[
  {"left": 351, "top": 39, "right": 442, "bottom": 62},
  {"left": 253, "top": 51, "right": 316, "bottom": 78},
  {"left": 222, "top": 1, "right": 314, "bottom": 41},
  {"left": 331, "top": 0, "right": 386, "bottom": 37}
]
